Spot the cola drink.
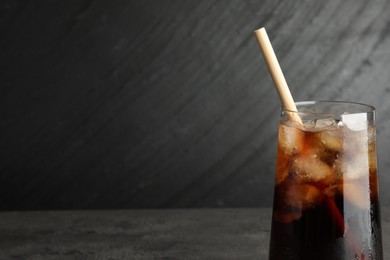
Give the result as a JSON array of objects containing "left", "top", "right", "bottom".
[{"left": 269, "top": 101, "right": 383, "bottom": 260}]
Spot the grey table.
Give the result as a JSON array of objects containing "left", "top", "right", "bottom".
[{"left": 0, "top": 208, "right": 389, "bottom": 259}]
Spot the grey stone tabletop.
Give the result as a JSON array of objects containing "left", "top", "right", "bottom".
[{"left": 0, "top": 208, "right": 389, "bottom": 259}]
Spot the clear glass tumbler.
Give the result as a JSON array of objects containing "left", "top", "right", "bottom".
[{"left": 268, "top": 101, "right": 383, "bottom": 260}]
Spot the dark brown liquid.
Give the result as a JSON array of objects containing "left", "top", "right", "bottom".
[{"left": 269, "top": 192, "right": 382, "bottom": 259}]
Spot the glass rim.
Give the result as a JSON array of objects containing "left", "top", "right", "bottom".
[{"left": 282, "top": 100, "right": 375, "bottom": 116}]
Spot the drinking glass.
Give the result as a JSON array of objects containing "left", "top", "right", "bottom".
[{"left": 268, "top": 101, "right": 383, "bottom": 260}]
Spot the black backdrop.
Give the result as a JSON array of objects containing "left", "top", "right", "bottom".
[{"left": 1, "top": 0, "right": 390, "bottom": 210}]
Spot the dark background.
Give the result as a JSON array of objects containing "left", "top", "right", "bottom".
[{"left": 1, "top": 0, "right": 390, "bottom": 210}]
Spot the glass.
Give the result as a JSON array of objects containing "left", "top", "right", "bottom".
[{"left": 268, "top": 101, "right": 383, "bottom": 260}]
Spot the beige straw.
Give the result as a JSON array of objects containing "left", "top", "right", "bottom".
[{"left": 254, "top": 27, "right": 302, "bottom": 124}]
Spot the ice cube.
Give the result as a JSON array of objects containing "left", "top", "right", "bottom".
[
  {"left": 315, "top": 118, "right": 338, "bottom": 128},
  {"left": 344, "top": 128, "right": 369, "bottom": 154},
  {"left": 340, "top": 181, "right": 370, "bottom": 209},
  {"left": 278, "top": 123, "right": 304, "bottom": 155},
  {"left": 274, "top": 183, "right": 322, "bottom": 223},
  {"left": 282, "top": 183, "right": 322, "bottom": 209},
  {"left": 341, "top": 113, "right": 368, "bottom": 131},
  {"left": 303, "top": 120, "right": 316, "bottom": 129},
  {"left": 337, "top": 153, "right": 369, "bottom": 181},
  {"left": 319, "top": 129, "right": 343, "bottom": 151},
  {"left": 293, "top": 155, "right": 334, "bottom": 182},
  {"left": 300, "top": 184, "right": 322, "bottom": 209}
]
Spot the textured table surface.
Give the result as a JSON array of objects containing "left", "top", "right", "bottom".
[{"left": 0, "top": 208, "right": 389, "bottom": 259}]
